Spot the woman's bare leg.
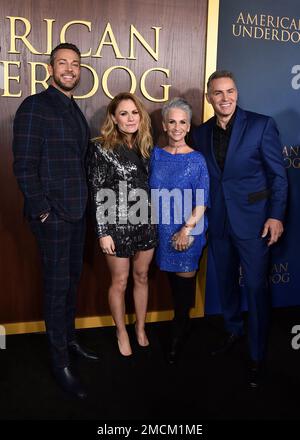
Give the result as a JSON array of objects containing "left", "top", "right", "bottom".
[
  {"left": 105, "top": 255, "right": 132, "bottom": 356},
  {"left": 132, "top": 248, "right": 155, "bottom": 346}
]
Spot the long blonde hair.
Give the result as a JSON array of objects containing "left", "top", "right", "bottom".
[{"left": 95, "top": 92, "right": 153, "bottom": 158}]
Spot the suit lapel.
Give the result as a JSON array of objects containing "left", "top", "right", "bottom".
[
  {"left": 223, "top": 106, "right": 247, "bottom": 176},
  {"left": 72, "top": 99, "right": 90, "bottom": 154},
  {"left": 47, "top": 86, "right": 77, "bottom": 133},
  {"left": 61, "top": 103, "right": 79, "bottom": 132},
  {"left": 46, "top": 86, "right": 88, "bottom": 154},
  {"left": 72, "top": 99, "right": 89, "bottom": 133},
  {"left": 206, "top": 117, "right": 222, "bottom": 176}
]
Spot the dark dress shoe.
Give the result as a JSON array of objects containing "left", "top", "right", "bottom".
[
  {"left": 248, "top": 361, "right": 263, "bottom": 388},
  {"left": 52, "top": 366, "right": 87, "bottom": 399},
  {"left": 68, "top": 341, "right": 100, "bottom": 361},
  {"left": 211, "top": 333, "right": 242, "bottom": 356}
]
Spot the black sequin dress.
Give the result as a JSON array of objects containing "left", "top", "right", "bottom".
[{"left": 88, "top": 141, "right": 157, "bottom": 257}]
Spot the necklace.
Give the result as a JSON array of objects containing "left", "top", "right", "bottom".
[{"left": 167, "top": 144, "right": 187, "bottom": 154}]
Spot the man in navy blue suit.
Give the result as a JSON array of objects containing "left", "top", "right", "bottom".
[
  {"left": 192, "top": 70, "right": 288, "bottom": 387},
  {"left": 13, "top": 43, "right": 99, "bottom": 399}
]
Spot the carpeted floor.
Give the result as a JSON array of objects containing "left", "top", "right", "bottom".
[{"left": 1, "top": 307, "right": 300, "bottom": 425}]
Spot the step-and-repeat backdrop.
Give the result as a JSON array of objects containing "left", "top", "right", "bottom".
[{"left": 1, "top": 0, "right": 298, "bottom": 328}]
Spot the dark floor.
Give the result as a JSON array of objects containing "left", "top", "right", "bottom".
[{"left": 1, "top": 307, "right": 300, "bottom": 427}]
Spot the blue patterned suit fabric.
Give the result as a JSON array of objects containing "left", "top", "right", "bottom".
[
  {"left": 12, "top": 85, "right": 90, "bottom": 368},
  {"left": 13, "top": 85, "right": 89, "bottom": 222},
  {"left": 149, "top": 146, "right": 209, "bottom": 272}
]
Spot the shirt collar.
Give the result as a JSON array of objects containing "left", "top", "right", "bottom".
[
  {"left": 215, "top": 108, "right": 237, "bottom": 131},
  {"left": 48, "top": 84, "right": 72, "bottom": 108}
]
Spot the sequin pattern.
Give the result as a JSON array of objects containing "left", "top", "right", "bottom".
[
  {"left": 149, "top": 146, "right": 209, "bottom": 272},
  {"left": 88, "top": 141, "right": 157, "bottom": 257}
]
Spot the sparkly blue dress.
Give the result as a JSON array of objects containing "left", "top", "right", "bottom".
[{"left": 149, "top": 146, "right": 209, "bottom": 272}]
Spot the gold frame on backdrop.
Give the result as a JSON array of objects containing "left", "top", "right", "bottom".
[
  {"left": 203, "top": 0, "right": 220, "bottom": 122},
  {"left": 4, "top": 0, "right": 220, "bottom": 335},
  {"left": 190, "top": 0, "right": 219, "bottom": 318}
]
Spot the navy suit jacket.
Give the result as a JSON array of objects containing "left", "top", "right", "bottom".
[
  {"left": 192, "top": 106, "right": 288, "bottom": 239},
  {"left": 13, "top": 86, "right": 89, "bottom": 222}
]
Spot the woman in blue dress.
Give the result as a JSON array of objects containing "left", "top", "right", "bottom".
[{"left": 149, "top": 97, "right": 209, "bottom": 364}]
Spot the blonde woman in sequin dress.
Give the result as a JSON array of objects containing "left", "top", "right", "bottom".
[{"left": 88, "top": 93, "right": 157, "bottom": 357}]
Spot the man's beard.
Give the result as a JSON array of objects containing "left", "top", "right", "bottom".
[{"left": 52, "top": 74, "right": 80, "bottom": 92}]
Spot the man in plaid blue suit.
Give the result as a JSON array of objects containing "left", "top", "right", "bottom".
[{"left": 13, "top": 43, "right": 99, "bottom": 399}]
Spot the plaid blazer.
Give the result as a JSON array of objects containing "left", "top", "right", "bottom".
[{"left": 13, "top": 86, "right": 89, "bottom": 222}]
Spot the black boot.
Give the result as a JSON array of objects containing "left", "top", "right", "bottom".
[
  {"left": 166, "top": 273, "right": 196, "bottom": 365},
  {"left": 52, "top": 366, "right": 87, "bottom": 399},
  {"left": 167, "top": 334, "right": 183, "bottom": 365}
]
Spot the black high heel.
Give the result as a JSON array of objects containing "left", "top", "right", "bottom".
[
  {"left": 116, "top": 330, "right": 133, "bottom": 357},
  {"left": 134, "top": 322, "right": 150, "bottom": 348}
]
